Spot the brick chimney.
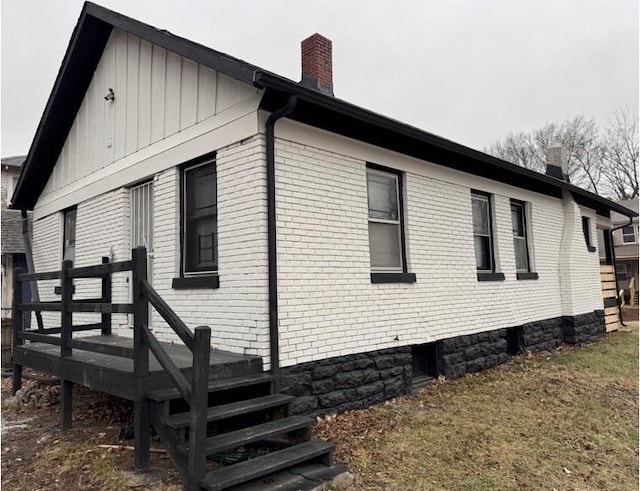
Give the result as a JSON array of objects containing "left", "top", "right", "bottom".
[
  {"left": 301, "top": 33, "right": 334, "bottom": 96},
  {"left": 545, "top": 143, "right": 570, "bottom": 182}
]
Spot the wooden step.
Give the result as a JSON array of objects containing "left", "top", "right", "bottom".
[
  {"left": 179, "top": 415, "right": 312, "bottom": 456},
  {"left": 163, "top": 394, "right": 294, "bottom": 430},
  {"left": 199, "top": 440, "right": 334, "bottom": 491},
  {"left": 145, "top": 373, "right": 274, "bottom": 402}
]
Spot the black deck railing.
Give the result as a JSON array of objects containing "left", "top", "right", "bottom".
[{"left": 12, "top": 246, "right": 211, "bottom": 484}]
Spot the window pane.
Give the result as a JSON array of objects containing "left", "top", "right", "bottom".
[
  {"left": 472, "top": 197, "right": 489, "bottom": 235},
  {"left": 511, "top": 204, "right": 524, "bottom": 237},
  {"left": 514, "top": 237, "right": 529, "bottom": 271},
  {"left": 622, "top": 226, "right": 635, "bottom": 243},
  {"left": 474, "top": 235, "right": 491, "bottom": 270},
  {"left": 367, "top": 172, "right": 398, "bottom": 221},
  {"left": 65, "top": 209, "right": 77, "bottom": 247},
  {"left": 368, "top": 222, "right": 401, "bottom": 270},
  {"left": 185, "top": 161, "right": 217, "bottom": 273}
]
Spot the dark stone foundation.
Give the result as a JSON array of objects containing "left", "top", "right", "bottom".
[
  {"left": 437, "top": 329, "right": 510, "bottom": 379},
  {"left": 562, "top": 310, "right": 605, "bottom": 345},
  {"left": 281, "top": 310, "right": 606, "bottom": 416},
  {"left": 518, "top": 317, "right": 564, "bottom": 352},
  {"left": 281, "top": 347, "right": 412, "bottom": 416}
]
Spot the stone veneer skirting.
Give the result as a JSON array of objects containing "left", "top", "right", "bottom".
[
  {"left": 281, "top": 347, "right": 412, "bottom": 416},
  {"left": 562, "top": 310, "right": 605, "bottom": 345},
  {"left": 281, "top": 310, "right": 606, "bottom": 416},
  {"left": 518, "top": 317, "right": 564, "bottom": 352},
  {"left": 437, "top": 329, "right": 510, "bottom": 379}
]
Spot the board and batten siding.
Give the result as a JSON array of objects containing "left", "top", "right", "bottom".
[
  {"left": 36, "top": 27, "right": 261, "bottom": 219},
  {"left": 274, "top": 119, "right": 604, "bottom": 367}
]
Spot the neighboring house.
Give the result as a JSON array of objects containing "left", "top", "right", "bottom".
[
  {"left": 1, "top": 156, "right": 30, "bottom": 321},
  {"left": 8, "top": 3, "right": 638, "bottom": 488},
  {"left": 600, "top": 199, "right": 639, "bottom": 304}
]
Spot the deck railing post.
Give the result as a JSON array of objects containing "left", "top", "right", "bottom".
[
  {"left": 101, "top": 256, "right": 112, "bottom": 335},
  {"left": 11, "top": 267, "right": 24, "bottom": 396},
  {"left": 60, "top": 260, "right": 73, "bottom": 357},
  {"left": 186, "top": 326, "right": 211, "bottom": 490},
  {"left": 131, "top": 246, "right": 150, "bottom": 470},
  {"left": 60, "top": 259, "right": 74, "bottom": 429}
]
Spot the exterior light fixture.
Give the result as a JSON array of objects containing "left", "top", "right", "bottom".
[{"left": 104, "top": 88, "right": 115, "bottom": 102}]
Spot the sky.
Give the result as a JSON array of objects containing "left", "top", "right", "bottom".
[{"left": 1, "top": 0, "right": 638, "bottom": 158}]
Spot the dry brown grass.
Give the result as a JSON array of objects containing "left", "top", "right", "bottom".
[{"left": 315, "top": 324, "right": 639, "bottom": 490}]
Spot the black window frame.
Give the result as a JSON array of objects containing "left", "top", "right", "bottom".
[
  {"left": 173, "top": 151, "right": 220, "bottom": 289},
  {"left": 510, "top": 200, "right": 530, "bottom": 273},
  {"left": 62, "top": 206, "right": 77, "bottom": 264},
  {"left": 582, "top": 216, "right": 596, "bottom": 252},
  {"left": 366, "top": 163, "right": 415, "bottom": 284}
]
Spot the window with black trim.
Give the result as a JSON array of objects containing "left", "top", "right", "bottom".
[
  {"left": 471, "top": 192, "right": 495, "bottom": 272},
  {"left": 183, "top": 158, "right": 217, "bottom": 274},
  {"left": 366, "top": 165, "right": 415, "bottom": 284},
  {"left": 63, "top": 207, "right": 77, "bottom": 263},
  {"left": 367, "top": 166, "right": 404, "bottom": 272},
  {"left": 510, "top": 201, "right": 530, "bottom": 272},
  {"left": 582, "top": 216, "right": 595, "bottom": 251}
]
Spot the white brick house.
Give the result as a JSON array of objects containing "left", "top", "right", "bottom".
[{"left": 11, "top": 3, "right": 636, "bottom": 413}]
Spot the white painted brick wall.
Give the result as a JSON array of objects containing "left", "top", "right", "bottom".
[
  {"left": 73, "top": 188, "right": 131, "bottom": 334},
  {"left": 275, "top": 134, "right": 603, "bottom": 367},
  {"left": 32, "top": 213, "right": 61, "bottom": 327},
  {"left": 150, "top": 135, "right": 270, "bottom": 364},
  {"left": 558, "top": 198, "right": 605, "bottom": 315},
  {"left": 31, "top": 190, "right": 131, "bottom": 334}
]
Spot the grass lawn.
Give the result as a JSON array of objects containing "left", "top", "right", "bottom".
[{"left": 315, "top": 323, "right": 639, "bottom": 490}]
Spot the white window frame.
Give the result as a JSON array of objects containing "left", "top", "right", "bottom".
[
  {"left": 366, "top": 167, "right": 404, "bottom": 273},
  {"left": 621, "top": 225, "right": 637, "bottom": 244}
]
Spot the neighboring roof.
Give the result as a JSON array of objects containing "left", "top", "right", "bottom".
[
  {"left": 1, "top": 210, "right": 29, "bottom": 254},
  {"left": 610, "top": 199, "right": 639, "bottom": 225},
  {"left": 11, "top": 2, "right": 638, "bottom": 221},
  {"left": 2, "top": 156, "right": 26, "bottom": 168}
]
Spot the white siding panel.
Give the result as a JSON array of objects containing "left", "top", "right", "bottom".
[
  {"left": 164, "top": 51, "right": 181, "bottom": 136},
  {"left": 180, "top": 59, "right": 198, "bottom": 130},
  {"left": 103, "top": 35, "right": 117, "bottom": 165},
  {"left": 137, "top": 40, "right": 152, "bottom": 149},
  {"left": 150, "top": 45, "right": 166, "bottom": 143},
  {"left": 197, "top": 66, "right": 216, "bottom": 122},
  {"left": 125, "top": 34, "right": 139, "bottom": 155},
  {"left": 113, "top": 29, "right": 128, "bottom": 161},
  {"left": 37, "top": 28, "right": 262, "bottom": 206},
  {"left": 216, "top": 74, "right": 258, "bottom": 113}
]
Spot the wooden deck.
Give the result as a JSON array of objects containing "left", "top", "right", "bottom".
[{"left": 14, "top": 334, "right": 263, "bottom": 400}]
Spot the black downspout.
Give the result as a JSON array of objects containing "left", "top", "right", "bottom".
[
  {"left": 610, "top": 216, "right": 635, "bottom": 327},
  {"left": 265, "top": 95, "right": 297, "bottom": 392},
  {"left": 21, "top": 209, "right": 43, "bottom": 330}
]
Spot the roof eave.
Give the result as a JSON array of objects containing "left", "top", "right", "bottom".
[{"left": 254, "top": 71, "right": 638, "bottom": 219}]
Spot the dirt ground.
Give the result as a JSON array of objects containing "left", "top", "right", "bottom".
[
  {"left": 2, "top": 324, "right": 637, "bottom": 490},
  {"left": 0, "top": 372, "right": 183, "bottom": 490}
]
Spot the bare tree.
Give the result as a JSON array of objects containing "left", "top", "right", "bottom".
[
  {"left": 601, "top": 108, "right": 638, "bottom": 200},
  {"left": 487, "top": 110, "right": 640, "bottom": 199},
  {"left": 486, "top": 115, "right": 603, "bottom": 192}
]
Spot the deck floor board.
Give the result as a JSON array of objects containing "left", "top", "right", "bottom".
[{"left": 14, "top": 334, "right": 263, "bottom": 400}]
